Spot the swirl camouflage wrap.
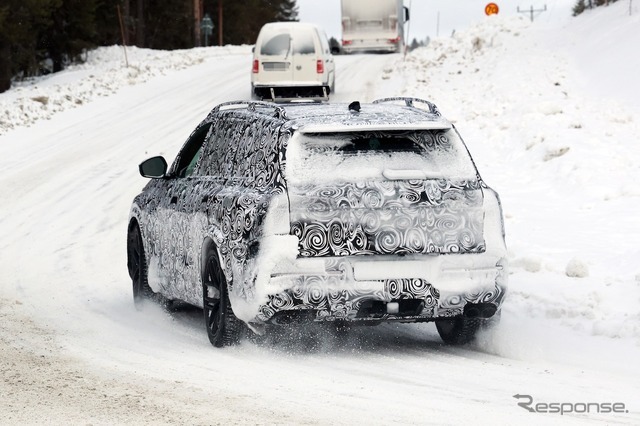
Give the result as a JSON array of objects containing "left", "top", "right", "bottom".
[
  {"left": 289, "top": 179, "right": 485, "bottom": 257},
  {"left": 128, "top": 99, "right": 508, "bottom": 332}
]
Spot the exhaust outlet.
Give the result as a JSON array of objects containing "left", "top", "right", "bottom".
[{"left": 464, "top": 303, "right": 497, "bottom": 319}]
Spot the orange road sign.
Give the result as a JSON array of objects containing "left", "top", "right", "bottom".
[{"left": 485, "top": 3, "right": 500, "bottom": 15}]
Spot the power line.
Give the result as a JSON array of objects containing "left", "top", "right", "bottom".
[{"left": 517, "top": 4, "right": 547, "bottom": 22}]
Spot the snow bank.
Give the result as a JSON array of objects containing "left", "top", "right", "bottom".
[
  {"left": 0, "top": 45, "right": 251, "bottom": 135},
  {"left": 394, "top": 9, "right": 640, "bottom": 343}
]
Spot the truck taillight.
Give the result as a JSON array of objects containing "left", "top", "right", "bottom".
[
  {"left": 316, "top": 59, "right": 324, "bottom": 74},
  {"left": 252, "top": 59, "right": 259, "bottom": 73},
  {"left": 388, "top": 37, "right": 401, "bottom": 44},
  {"left": 342, "top": 40, "right": 353, "bottom": 45}
]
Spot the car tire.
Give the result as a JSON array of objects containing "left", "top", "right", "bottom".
[
  {"left": 435, "top": 316, "right": 481, "bottom": 345},
  {"left": 203, "top": 248, "right": 241, "bottom": 348},
  {"left": 127, "top": 224, "right": 153, "bottom": 309}
]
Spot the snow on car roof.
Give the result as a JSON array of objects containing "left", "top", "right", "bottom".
[
  {"left": 281, "top": 101, "right": 451, "bottom": 133},
  {"left": 259, "top": 22, "right": 323, "bottom": 32}
]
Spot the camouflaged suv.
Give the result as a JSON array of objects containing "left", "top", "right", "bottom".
[{"left": 127, "top": 98, "right": 508, "bottom": 347}]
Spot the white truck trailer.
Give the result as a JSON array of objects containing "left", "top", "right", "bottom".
[{"left": 341, "top": 0, "right": 409, "bottom": 54}]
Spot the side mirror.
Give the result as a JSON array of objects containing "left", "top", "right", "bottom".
[
  {"left": 330, "top": 46, "right": 341, "bottom": 55},
  {"left": 139, "top": 156, "right": 167, "bottom": 178},
  {"left": 251, "top": 45, "right": 255, "bottom": 53},
  {"left": 404, "top": 6, "right": 410, "bottom": 21}
]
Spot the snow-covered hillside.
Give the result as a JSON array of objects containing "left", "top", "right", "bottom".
[
  {"left": 398, "top": 6, "right": 640, "bottom": 343},
  {"left": 1, "top": 1, "right": 639, "bottom": 423}
]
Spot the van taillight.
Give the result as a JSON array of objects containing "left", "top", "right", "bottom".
[
  {"left": 316, "top": 59, "right": 324, "bottom": 74},
  {"left": 342, "top": 40, "right": 353, "bottom": 45},
  {"left": 388, "top": 37, "right": 401, "bottom": 44},
  {"left": 252, "top": 59, "right": 259, "bottom": 73}
]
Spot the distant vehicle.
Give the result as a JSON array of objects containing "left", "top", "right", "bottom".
[
  {"left": 341, "top": 0, "right": 410, "bottom": 53},
  {"left": 251, "top": 22, "right": 336, "bottom": 101},
  {"left": 127, "top": 97, "right": 508, "bottom": 348}
]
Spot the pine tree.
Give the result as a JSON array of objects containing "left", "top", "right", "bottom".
[
  {"left": 0, "top": 5, "right": 11, "bottom": 92},
  {"left": 38, "top": 0, "right": 97, "bottom": 72},
  {"left": 573, "top": 0, "right": 586, "bottom": 15},
  {"left": 275, "top": 0, "right": 299, "bottom": 21},
  {"left": 93, "top": 0, "right": 122, "bottom": 47},
  {"left": 207, "top": 0, "right": 298, "bottom": 46},
  {"left": 143, "top": 0, "right": 192, "bottom": 49},
  {"left": 0, "top": 0, "right": 57, "bottom": 92}
]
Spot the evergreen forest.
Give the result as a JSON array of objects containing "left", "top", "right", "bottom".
[{"left": 0, "top": 0, "right": 298, "bottom": 92}]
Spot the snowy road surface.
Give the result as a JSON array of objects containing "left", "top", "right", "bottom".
[{"left": 1, "top": 2, "right": 640, "bottom": 424}]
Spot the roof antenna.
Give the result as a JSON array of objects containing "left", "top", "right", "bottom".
[{"left": 348, "top": 101, "right": 361, "bottom": 113}]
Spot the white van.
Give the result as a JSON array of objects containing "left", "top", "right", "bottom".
[{"left": 251, "top": 22, "right": 336, "bottom": 101}]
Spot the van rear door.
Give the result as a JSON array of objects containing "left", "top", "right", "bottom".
[
  {"left": 290, "top": 29, "right": 321, "bottom": 85},
  {"left": 258, "top": 28, "right": 294, "bottom": 84}
]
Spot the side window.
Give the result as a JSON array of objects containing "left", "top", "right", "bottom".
[
  {"left": 173, "top": 124, "right": 212, "bottom": 178},
  {"left": 318, "top": 29, "right": 330, "bottom": 55},
  {"left": 248, "top": 118, "right": 282, "bottom": 190},
  {"left": 231, "top": 121, "right": 254, "bottom": 180},
  {"left": 197, "top": 115, "right": 239, "bottom": 178}
]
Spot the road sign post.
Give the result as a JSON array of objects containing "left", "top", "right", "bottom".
[{"left": 200, "top": 14, "right": 214, "bottom": 47}]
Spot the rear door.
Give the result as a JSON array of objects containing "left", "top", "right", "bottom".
[
  {"left": 146, "top": 124, "right": 212, "bottom": 300},
  {"left": 257, "top": 28, "right": 293, "bottom": 84},
  {"left": 284, "top": 129, "right": 486, "bottom": 257},
  {"left": 291, "top": 28, "right": 320, "bottom": 84}
]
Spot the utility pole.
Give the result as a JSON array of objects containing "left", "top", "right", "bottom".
[
  {"left": 194, "top": 0, "right": 202, "bottom": 47},
  {"left": 517, "top": 4, "right": 547, "bottom": 22},
  {"left": 218, "top": 0, "right": 223, "bottom": 46}
]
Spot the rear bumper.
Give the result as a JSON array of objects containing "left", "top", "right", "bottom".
[
  {"left": 342, "top": 40, "right": 400, "bottom": 54},
  {"left": 252, "top": 252, "right": 508, "bottom": 325}
]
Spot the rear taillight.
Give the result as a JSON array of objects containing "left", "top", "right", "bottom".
[
  {"left": 316, "top": 59, "right": 324, "bottom": 74},
  {"left": 342, "top": 39, "right": 352, "bottom": 45},
  {"left": 388, "top": 37, "right": 401, "bottom": 44},
  {"left": 252, "top": 59, "right": 259, "bottom": 73}
]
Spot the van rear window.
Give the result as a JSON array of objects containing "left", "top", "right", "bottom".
[
  {"left": 292, "top": 32, "right": 316, "bottom": 55},
  {"left": 261, "top": 33, "right": 290, "bottom": 56},
  {"left": 260, "top": 30, "right": 317, "bottom": 56}
]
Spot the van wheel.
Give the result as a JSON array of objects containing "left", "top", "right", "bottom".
[
  {"left": 435, "top": 316, "right": 481, "bottom": 345},
  {"left": 203, "top": 249, "right": 241, "bottom": 347},
  {"left": 127, "top": 224, "right": 153, "bottom": 308}
]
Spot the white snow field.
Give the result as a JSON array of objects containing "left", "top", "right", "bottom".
[{"left": 2, "top": 1, "right": 639, "bottom": 424}]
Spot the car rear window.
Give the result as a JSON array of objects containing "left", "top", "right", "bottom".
[{"left": 285, "top": 130, "right": 478, "bottom": 184}]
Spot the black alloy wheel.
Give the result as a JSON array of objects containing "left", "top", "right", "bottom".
[
  {"left": 203, "top": 249, "right": 241, "bottom": 348},
  {"left": 127, "top": 224, "right": 153, "bottom": 308}
]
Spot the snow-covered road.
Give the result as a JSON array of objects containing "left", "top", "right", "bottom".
[{"left": 2, "top": 2, "right": 640, "bottom": 423}]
